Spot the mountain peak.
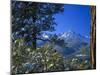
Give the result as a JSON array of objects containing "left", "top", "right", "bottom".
[
  {"left": 60, "top": 30, "right": 76, "bottom": 39},
  {"left": 67, "top": 30, "right": 75, "bottom": 34},
  {"left": 42, "top": 33, "right": 49, "bottom": 39}
]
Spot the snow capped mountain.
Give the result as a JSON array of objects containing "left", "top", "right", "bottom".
[
  {"left": 38, "top": 30, "right": 89, "bottom": 47},
  {"left": 59, "top": 30, "right": 89, "bottom": 44},
  {"left": 59, "top": 30, "right": 76, "bottom": 39},
  {"left": 42, "top": 33, "right": 49, "bottom": 39},
  {"left": 37, "top": 30, "right": 90, "bottom": 57},
  {"left": 37, "top": 33, "right": 51, "bottom": 40}
]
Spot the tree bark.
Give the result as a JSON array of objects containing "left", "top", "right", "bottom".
[
  {"left": 90, "top": 6, "right": 96, "bottom": 69},
  {"left": 32, "top": 27, "right": 37, "bottom": 49}
]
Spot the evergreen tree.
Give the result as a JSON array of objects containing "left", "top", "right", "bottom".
[{"left": 12, "top": 1, "right": 64, "bottom": 49}]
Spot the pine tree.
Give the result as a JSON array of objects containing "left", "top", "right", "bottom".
[{"left": 11, "top": 1, "right": 64, "bottom": 49}]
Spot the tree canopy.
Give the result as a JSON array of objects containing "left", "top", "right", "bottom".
[{"left": 12, "top": 1, "right": 64, "bottom": 48}]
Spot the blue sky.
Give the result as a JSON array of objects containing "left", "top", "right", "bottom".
[{"left": 53, "top": 4, "right": 91, "bottom": 37}]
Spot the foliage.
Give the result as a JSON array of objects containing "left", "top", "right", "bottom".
[
  {"left": 12, "top": 1, "right": 64, "bottom": 48},
  {"left": 11, "top": 38, "right": 65, "bottom": 74},
  {"left": 11, "top": 38, "right": 91, "bottom": 74}
]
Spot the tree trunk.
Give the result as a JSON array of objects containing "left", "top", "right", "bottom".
[
  {"left": 32, "top": 27, "right": 37, "bottom": 49},
  {"left": 90, "top": 6, "right": 96, "bottom": 69}
]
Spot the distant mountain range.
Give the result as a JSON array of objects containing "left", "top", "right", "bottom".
[
  {"left": 37, "top": 30, "right": 90, "bottom": 58},
  {"left": 59, "top": 30, "right": 89, "bottom": 43}
]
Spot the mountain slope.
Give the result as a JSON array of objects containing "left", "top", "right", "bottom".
[{"left": 37, "top": 30, "right": 90, "bottom": 57}]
